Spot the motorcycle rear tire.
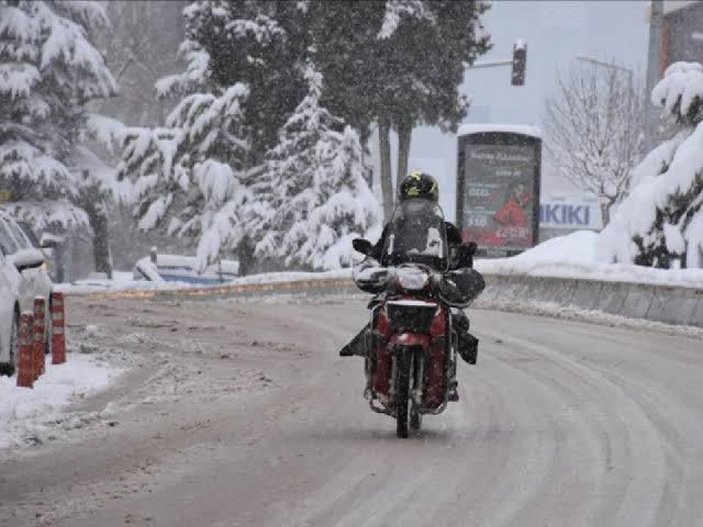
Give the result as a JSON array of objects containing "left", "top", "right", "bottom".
[{"left": 395, "top": 350, "right": 412, "bottom": 439}]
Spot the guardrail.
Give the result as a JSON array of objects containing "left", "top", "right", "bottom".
[
  {"left": 79, "top": 274, "right": 703, "bottom": 328},
  {"left": 477, "top": 275, "right": 703, "bottom": 327}
]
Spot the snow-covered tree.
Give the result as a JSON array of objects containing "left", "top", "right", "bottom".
[
  {"left": 117, "top": 84, "right": 255, "bottom": 269},
  {"left": 163, "top": 0, "right": 310, "bottom": 160},
  {"left": 596, "top": 62, "right": 703, "bottom": 268},
  {"left": 253, "top": 68, "right": 380, "bottom": 269},
  {"left": 119, "top": 2, "right": 384, "bottom": 273},
  {"left": 545, "top": 62, "right": 644, "bottom": 226},
  {"left": 0, "top": 0, "right": 117, "bottom": 232}
]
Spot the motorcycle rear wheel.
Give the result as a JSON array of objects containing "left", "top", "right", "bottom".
[{"left": 395, "top": 350, "right": 412, "bottom": 438}]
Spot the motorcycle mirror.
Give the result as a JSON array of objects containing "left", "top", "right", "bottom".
[{"left": 352, "top": 238, "right": 373, "bottom": 255}]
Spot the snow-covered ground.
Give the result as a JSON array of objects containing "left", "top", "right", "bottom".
[
  {"left": 56, "top": 232, "right": 703, "bottom": 295},
  {"left": 0, "top": 354, "right": 122, "bottom": 449}
]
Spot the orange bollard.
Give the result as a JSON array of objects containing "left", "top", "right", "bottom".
[
  {"left": 16, "top": 312, "right": 35, "bottom": 388},
  {"left": 33, "top": 297, "right": 46, "bottom": 380},
  {"left": 50, "top": 292, "right": 66, "bottom": 365}
]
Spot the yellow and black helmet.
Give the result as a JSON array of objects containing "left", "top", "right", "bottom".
[{"left": 398, "top": 171, "right": 439, "bottom": 203}]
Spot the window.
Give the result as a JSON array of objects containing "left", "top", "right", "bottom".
[
  {"left": 6, "top": 219, "right": 31, "bottom": 250},
  {"left": 0, "top": 218, "right": 19, "bottom": 256}
]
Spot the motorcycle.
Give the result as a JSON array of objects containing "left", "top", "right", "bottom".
[{"left": 352, "top": 200, "right": 475, "bottom": 438}]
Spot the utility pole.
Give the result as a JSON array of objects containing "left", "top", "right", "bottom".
[{"left": 645, "top": 0, "right": 664, "bottom": 150}]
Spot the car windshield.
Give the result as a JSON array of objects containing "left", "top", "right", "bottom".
[
  {"left": 7, "top": 219, "right": 30, "bottom": 250},
  {"left": 17, "top": 221, "right": 39, "bottom": 247},
  {"left": 381, "top": 199, "right": 448, "bottom": 271},
  {"left": 0, "top": 218, "right": 19, "bottom": 256}
]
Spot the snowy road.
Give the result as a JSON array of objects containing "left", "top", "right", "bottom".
[{"left": 1, "top": 294, "right": 702, "bottom": 526}]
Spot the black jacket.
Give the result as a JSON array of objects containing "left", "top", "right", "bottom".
[{"left": 369, "top": 221, "right": 474, "bottom": 270}]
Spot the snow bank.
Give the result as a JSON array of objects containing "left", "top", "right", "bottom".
[
  {"left": 0, "top": 355, "right": 121, "bottom": 449},
  {"left": 477, "top": 231, "right": 703, "bottom": 289}
]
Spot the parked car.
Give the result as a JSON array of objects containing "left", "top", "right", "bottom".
[
  {"left": 133, "top": 252, "right": 240, "bottom": 285},
  {"left": 0, "top": 211, "right": 53, "bottom": 375},
  {"left": 0, "top": 248, "right": 19, "bottom": 376}
]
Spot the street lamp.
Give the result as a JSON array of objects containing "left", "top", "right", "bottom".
[{"left": 575, "top": 54, "right": 634, "bottom": 83}]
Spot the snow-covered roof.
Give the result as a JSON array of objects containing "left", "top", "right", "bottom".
[
  {"left": 663, "top": 1, "right": 699, "bottom": 15},
  {"left": 458, "top": 123, "right": 542, "bottom": 139}
]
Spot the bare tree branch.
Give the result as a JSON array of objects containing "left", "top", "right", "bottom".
[{"left": 545, "top": 63, "right": 644, "bottom": 226}]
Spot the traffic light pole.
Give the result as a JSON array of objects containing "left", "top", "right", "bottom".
[
  {"left": 469, "top": 39, "right": 527, "bottom": 86},
  {"left": 470, "top": 59, "right": 513, "bottom": 69}
]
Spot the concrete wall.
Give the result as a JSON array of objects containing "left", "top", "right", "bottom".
[{"left": 479, "top": 274, "right": 703, "bottom": 327}]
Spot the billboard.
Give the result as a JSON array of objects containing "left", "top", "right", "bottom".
[{"left": 457, "top": 126, "right": 541, "bottom": 256}]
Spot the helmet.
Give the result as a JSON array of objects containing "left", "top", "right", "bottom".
[{"left": 398, "top": 171, "right": 439, "bottom": 203}]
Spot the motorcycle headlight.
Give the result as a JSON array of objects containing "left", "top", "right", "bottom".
[{"left": 397, "top": 267, "right": 429, "bottom": 291}]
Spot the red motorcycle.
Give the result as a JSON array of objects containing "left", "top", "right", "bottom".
[{"left": 353, "top": 200, "right": 467, "bottom": 438}]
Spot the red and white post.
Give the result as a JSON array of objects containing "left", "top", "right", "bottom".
[
  {"left": 50, "top": 292, "right": 66, "bottom": 365},
  {"left": 33, "top": 297, "right": 46, "bottom": 380},
  {"left": 16, "top": 312, "right": 35, "bottom": 388}
]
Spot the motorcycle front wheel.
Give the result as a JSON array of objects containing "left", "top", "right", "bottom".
[
  {"left": 395, "top": 349, "right": 412, "bottom": 438},
  {"left": 410, "top": 402, "right": 422, "bottom": 432}
]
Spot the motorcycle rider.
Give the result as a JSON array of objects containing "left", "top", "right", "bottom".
[{"left": 340, "top": 171, "right": 485, "bottom": 400}]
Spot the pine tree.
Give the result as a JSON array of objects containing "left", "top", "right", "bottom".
[
  {"left": 254, "top": 67, "right": 380, "bottom": 270},
  {"left": 376, "top": 0, "right": 490, "bottom": 217},
  {"left": 122, "top": 2, "right": 383, "bottom": 273},
  {"left": 0, "top": 0, "right": 118, "bottom": 232},
  {"left": 117, "top": 84, "right": 254, "bottom": 270},
  {"left": 310, "top": 1, "right": 490, "bottom": 219},
  {"left": 161, "top": 0, "right": 311, "bottom": 162},
  {"left": 596, "top": 62, "right": 703, "bottom": 268}
]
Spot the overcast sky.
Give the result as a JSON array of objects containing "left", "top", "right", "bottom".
[{"left": 400, "top": 0, "right": 650, "bottom": 220}]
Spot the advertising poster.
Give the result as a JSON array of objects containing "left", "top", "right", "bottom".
[{"left": 458, "top": 132, "right": 541, "bottom": 255}]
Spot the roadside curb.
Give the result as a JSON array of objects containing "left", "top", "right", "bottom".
[
  {"left": 82, "top": 278, "right": 359, "bottom": 302},
  {"left": 75, "top": 273, "right": 703, "bottom": 328}
]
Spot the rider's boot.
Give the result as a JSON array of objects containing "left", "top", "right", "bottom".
[
  {"left": 340, "top": 325, "right": 370, "bottom": 357},
  {"left": 453, "top": 310, "right": 479, "bottom": 365}
]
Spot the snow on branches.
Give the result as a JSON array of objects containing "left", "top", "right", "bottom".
[
  {"left": 118, "top": 83, "right": 253, "bottom": 270},
  {"left": 0, "top": 0, "right": 118, "bottom": 229},
  {"left": 651, "top": 61, "right": 703, "bottom": 124},
  {"left": 124, "top": 2, "right": 383, "bottom": 272},
  {"left": 596, "top": 62, "right": 703, "bottom": 268},
  {"left": 377, "top": 0, "right": 435, "bottom": 40},
  {"left": 253, "top": 67, "right": 380, "bottom": 270}
]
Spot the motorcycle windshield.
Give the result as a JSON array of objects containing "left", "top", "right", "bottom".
[{"left": 381, "top": 199, "right": 448, "bottom": 270}]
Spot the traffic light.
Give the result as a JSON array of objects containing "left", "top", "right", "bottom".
[{"left": 511, "top": 40, "right": 527, "bottom": 86}]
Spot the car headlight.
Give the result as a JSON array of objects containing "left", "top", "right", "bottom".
[{"left": 397, "top": 267, "right": 429, "bottom": 291}]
